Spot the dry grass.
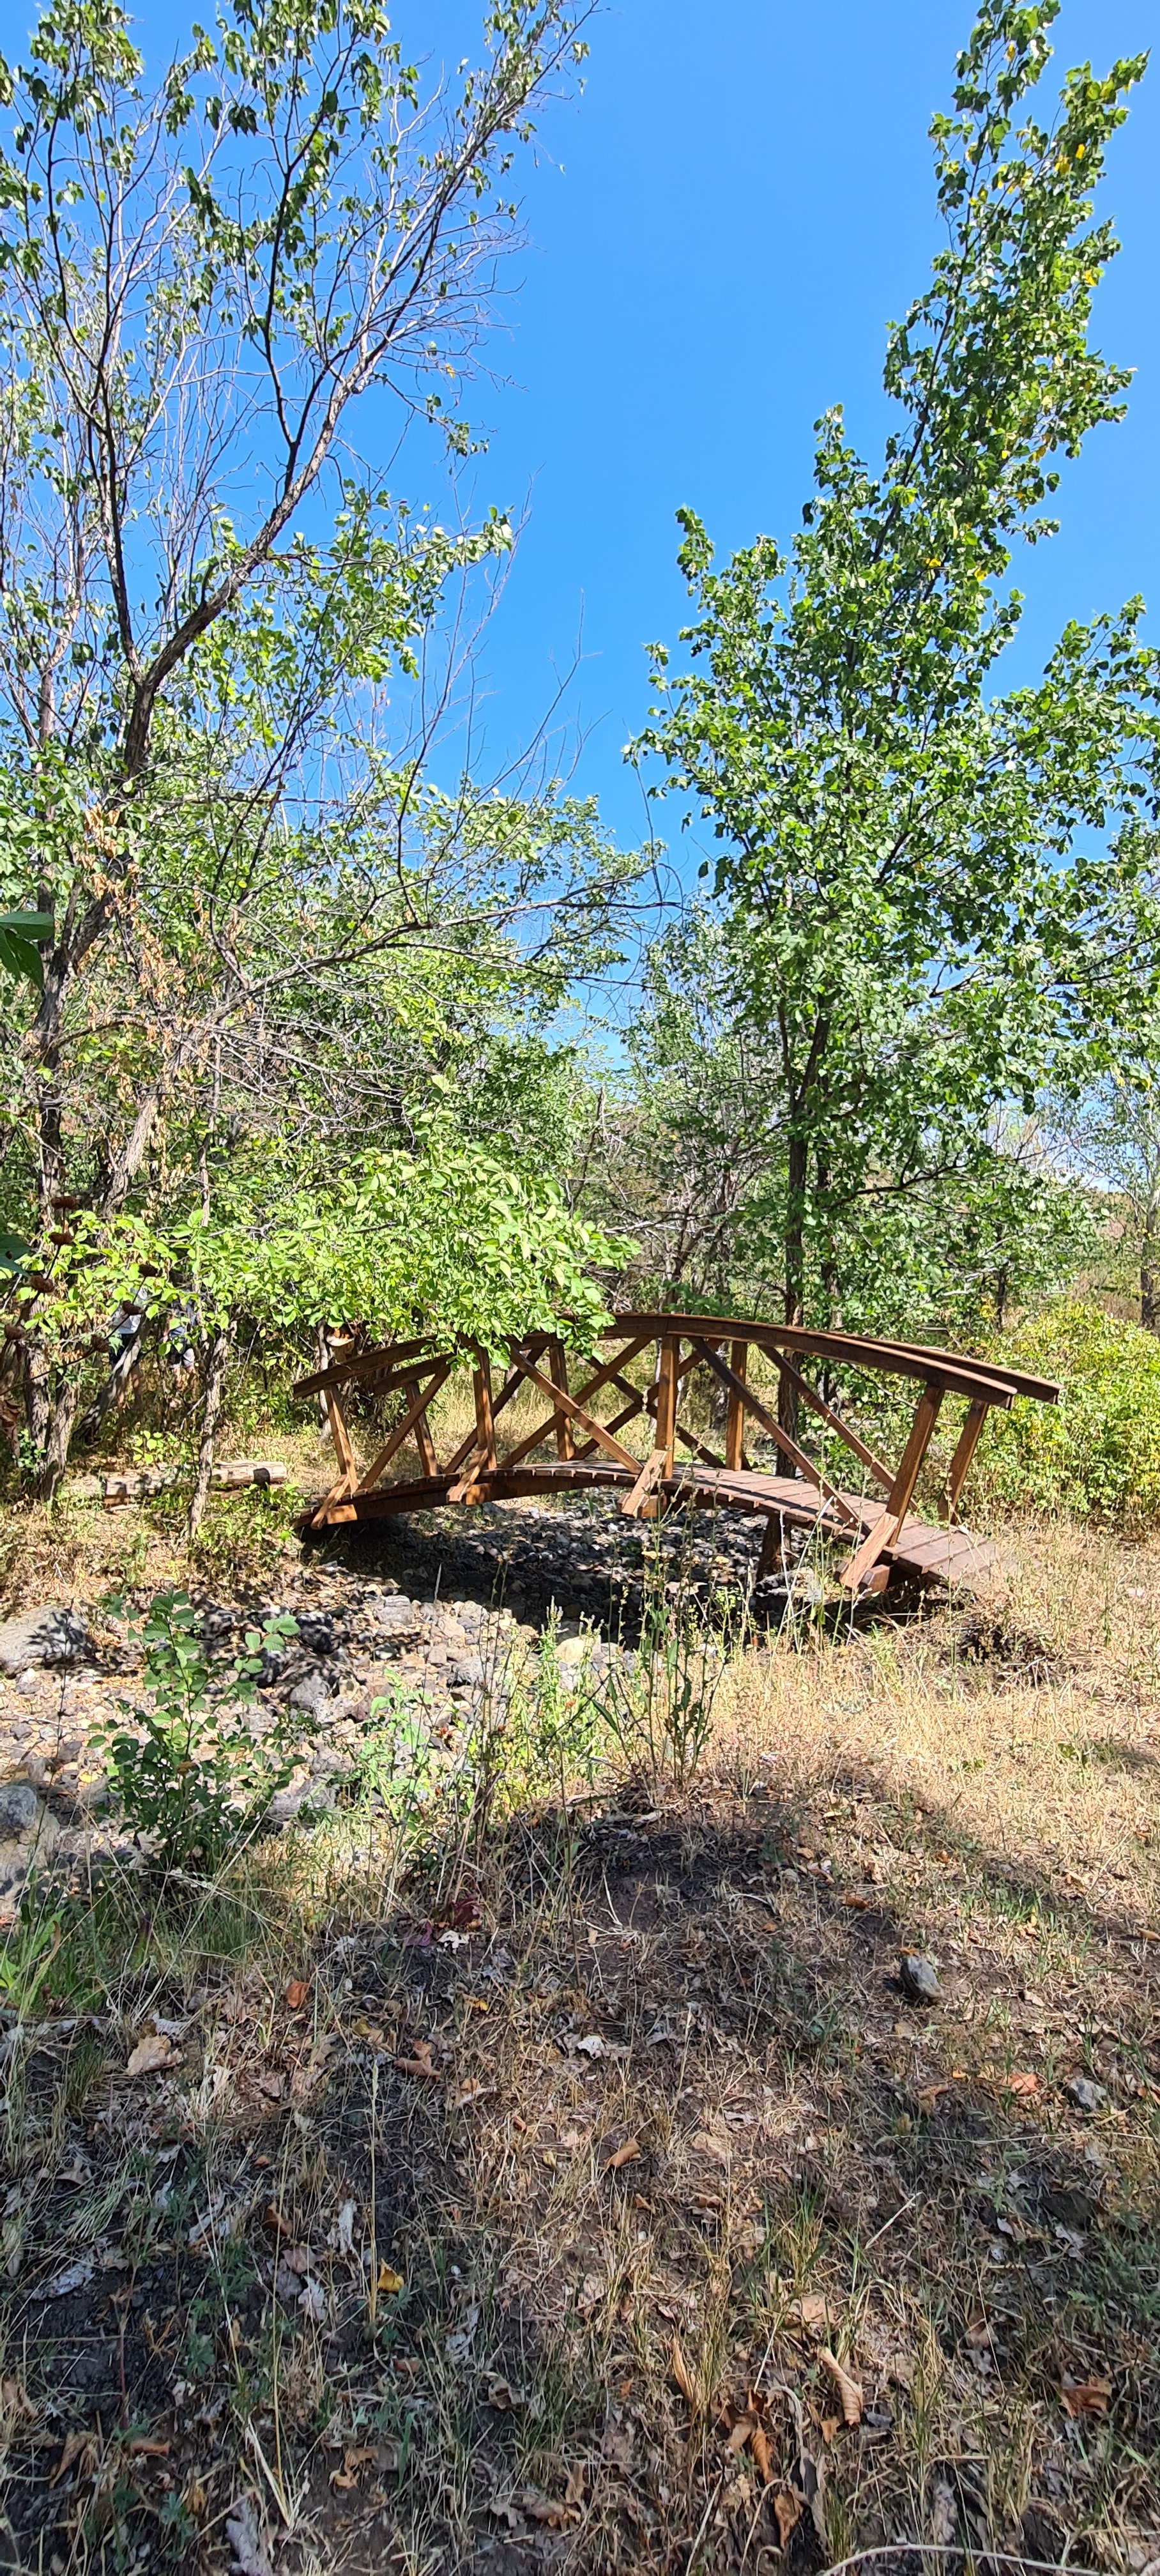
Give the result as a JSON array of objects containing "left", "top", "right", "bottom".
[{"left": 1, "top": 1515, "right": 1158, "bottom": 2575}]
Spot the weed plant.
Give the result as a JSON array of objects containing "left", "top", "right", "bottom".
[{"left": 95, "top": 1588, "right": 303, "bottom": 1879}]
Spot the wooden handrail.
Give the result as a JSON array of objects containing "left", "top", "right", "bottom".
[
  {"left": 292, "top": 1308, "right": 1057, "bottom": 1600},
  {"left": 603, "top": 1314, "right": 1058, "bottom": 1408}
]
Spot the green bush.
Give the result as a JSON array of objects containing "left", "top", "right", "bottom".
[{"left": 973, "top": 1300, "right": 1160, "bottom": 1529}]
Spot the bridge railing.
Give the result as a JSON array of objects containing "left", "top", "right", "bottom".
[{"left": 293, "top": 1313, "right": 1058, "bottom": 1594}]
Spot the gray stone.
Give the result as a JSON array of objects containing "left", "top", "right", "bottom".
[
  {"left": 1065, "top": 2076, "right": 1108, "bottom": 2114},
  {"left": 0, "top": 1807, "right": 57, "bottom": 1898},
  {"left": 898, "top": 1952, "right": 942, "bottom": 2004},
  {"left": 450, "top": 1657, "right": 485, "bottom": 1688},
  {"left": 0, "top": 1606, "right": 91, "bottom": 1676},
  {"left": 0, "top": 1782, "right": 40, "bottom": 1834},
  {"left": 372, "top": 1597, "right": 416, "bottom": 1630},
  {"left": 289, "top": 1669, "right": 337, "bottom": 1715}
]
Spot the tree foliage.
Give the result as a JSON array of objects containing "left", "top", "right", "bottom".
[{"left": 632, "top": 2, "right": 1159, "bottom": 1363}]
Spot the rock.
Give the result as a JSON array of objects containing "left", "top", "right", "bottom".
[
  {"left": 0, "top": 1803, "right": 57, "bottom": 1899},
  {"left": 0, "top": 1782, "right": 40, "bottom": 1834},
  {"left": 450, "top": 1657, "right": 485, "bottom": 1688},
  {"left": 1065, "top": 2076, "right": 1108, "bottom": 2114},
  {"left": 899, "top": 1952, "right": 942, "bottom": 2004},
  {"left": 0, "top": 1606, "right": 91, "bottom": 1676},
  {"left": 289, "top": 1670, "right": 337, "bottom": 1716},
  {"left": 372, "top": 1597, "right": 416, "bottom": 1630}
]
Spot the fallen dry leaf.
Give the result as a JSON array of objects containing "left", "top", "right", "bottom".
[
  {"left": 126, "top": 2438, "right": 170, "bottom": 2458},
  {"left": 1000, "top": 2070, "right": 1039, "bottom": 2097},
  {"left": 915, "top": 2082, "right": 952, "bottom": 2113},
  {"left": 125, "top": 2033, "right": 173, "bottom": 2078},
  {"left": 1060, "top": 2375, "right": 1111, "bottom": 2418},
  {"left": 670, "top": 2336, "right": 701, "bottom": 2414},
  {"left": 604, "top": 2138, "right": 640, "bottom": 2172},
  {"left": 263, "top": 2204, "right": 293, "bottom": 2239},
  {"left": 726, "top": 2409, "right": 758, "bottom": 2455},
  {"left": 786, "top": 2293, "right": 837, "bottom": 2338},
  {"left": 820, "top": 2349, "right": 863, "bottom": 2426},
  {"left": 774, "top": 2491, "right": 802, "bottom": 2548},
  {"left": 393, "top": 2039, "right": 440, "bottom": 2080},
  {"left": 452, "top": 2080, "right": 496, "bottom": 2110},
  {"left": 376, "top": 2263, "right": 405, "bottom": 2295},
  {"left": 522, "top": 2492, "right": 578, "bottom": 2528},
  {"left": 1, "top": 2375, "right": 34, "bottom": 2421},
  {"left": 749, "top": 2409, "right": 773, "bottom": 2485},
  {"left": 285, "top": 1979, "right": 310, "bottom": 2011},
  {"left": 49, "top": 2430, "right": 87, "bottom": 2485}
]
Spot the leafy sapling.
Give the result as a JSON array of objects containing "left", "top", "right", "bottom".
[{"left": 98, "top": 1590, "right": 304, "bottom": 1878}]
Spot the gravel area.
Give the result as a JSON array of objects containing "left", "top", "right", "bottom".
[{"left": 0, "top": 1496, "right": 802, "bottom": 1912}]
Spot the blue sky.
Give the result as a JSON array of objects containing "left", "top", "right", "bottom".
[
  {"left": 446, "top": 0, "right": 1159, "bottom": 870},
  {"left": 0, "top": 0, "right": 1154, "bottom": 884}
]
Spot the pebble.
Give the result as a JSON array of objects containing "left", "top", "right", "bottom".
[
  {"left": 898, "top": 1952, "right": 942, "bottom": 2004},
  {"left": 1065, "top": 2076, "right": 1108, "bottom": 2113}
]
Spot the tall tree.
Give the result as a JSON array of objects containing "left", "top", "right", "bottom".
[
  {"left": 0, "top": 0, "right": 637, "bottom": 1487},
  {"left": 633, "top": 1, "right": 1160, "bottom": 1416}
]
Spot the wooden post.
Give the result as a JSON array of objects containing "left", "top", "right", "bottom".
[
  {"left": 548, "top": 1335, "right": 574, "bottom": 1460},
  {"left": 942, "top": 1397, "right": 988, "bottom": 1524},
  {"left": 354, "top": 1365, "right": 452, "bottom": 1495},
  {"left": 473, "top": 1352, "right": 496, "bottom": 1472},
  {"left": 839, "top": 1381, "right": 943, "bottom": 1591},
  {"left": 756, "top": 1512, "right": 784, "bottom": 1580},
  {"left": 324, "top": 1389, "right": 358, "bottom": 1493},
  {"left": 655, "top": 1337, "right": 678, "bottom": 1475},
  {"left": 406, "top": 1377, "right": 438, "bottom": 1477},
  {"left": 726, "top": 1340, "right": 747, "bottom": 1470}
]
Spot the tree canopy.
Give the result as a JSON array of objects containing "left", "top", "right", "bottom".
[{"left": 632, "top": 1, "right": 1160, "bottom": 1380}]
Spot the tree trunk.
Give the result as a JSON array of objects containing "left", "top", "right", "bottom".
[
  {"left": 312, "top": 1322, "right": 332, "bottom": 1431},
  {"left": 23, "top": 1340, "right": 50, "bottom": 1472},
  {"left": 40, "top": 1376, "right": 84, "bottom": 1503},
  {"left": 780, "top": 1133, "right": 807, "bottom": 1456},
  {"left": 1141, "top": 1199, "right": 1159, "bottom": 1331},
  {"left": 187, "top": 1326, "right": 232, "bottom": 1537}
]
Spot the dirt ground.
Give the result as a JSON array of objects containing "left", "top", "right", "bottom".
[{"left": 0, "top": 1496, "right": 1157, "bottom": 2576}]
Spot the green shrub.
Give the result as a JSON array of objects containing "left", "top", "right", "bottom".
[
  {"left": 973, "top": 1299, "right": 1160, "bottom": 1529},
  {"left": 97, "top": 1590, "right": 304, "bottom": 1878}
]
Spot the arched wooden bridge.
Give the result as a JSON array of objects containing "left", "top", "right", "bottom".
[{"left": 293, "top": 1314, "right": 1058, "bottom": 1598}]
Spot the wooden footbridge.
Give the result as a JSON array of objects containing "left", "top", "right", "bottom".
[{"left": 293, "top": 1314, "right": 1058, "bottom": 1598}]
